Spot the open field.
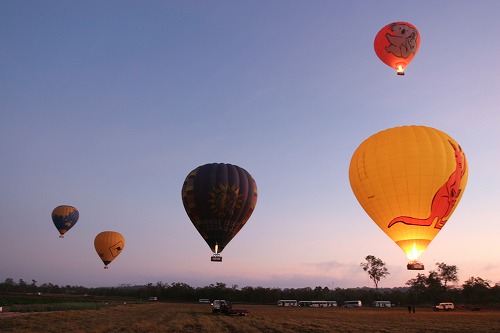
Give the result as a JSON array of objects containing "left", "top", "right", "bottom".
[{"left": 1, "top": 302, "right": 500, "bottom": 333}]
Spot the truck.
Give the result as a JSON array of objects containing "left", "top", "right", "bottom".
[
  {"left": 212, "top": 300, "right": 249, "bottom": 316},
  {"left": 433, "top": 302, "right": 455, "bottom": 311}
]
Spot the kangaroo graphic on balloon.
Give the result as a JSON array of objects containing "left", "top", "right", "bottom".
[{"left": 388, "top": 141, "right": 467, "bottom": 230}]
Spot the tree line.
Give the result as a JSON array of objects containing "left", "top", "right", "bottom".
[
  {"left": 359, "top": 256, "right": 500, "bottom": 306},
  {"left": 1, "top": 259, "right": 498, "bottom": 307}
]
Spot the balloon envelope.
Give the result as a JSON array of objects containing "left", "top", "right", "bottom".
[
  {"left": 181, "top": 163, "right": 258, "bottom": 254},
  {"left": 52, "top": 205, "right": 79, "bottom": 238},
  {"left": 349, "top": 126, "right": 468, "bottom": 260},
  {"left": 374, "top": 22, "right": 420, "bottom": 75},
  {"left": 94, "top": 231, "right": 125, "bottom": 268}
]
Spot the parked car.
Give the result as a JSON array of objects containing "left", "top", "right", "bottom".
[{"left": 433, "top": 302, "right": 454, "bottom": 311}]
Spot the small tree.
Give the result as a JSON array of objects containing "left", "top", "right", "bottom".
[
  {"left": 360, "top": 255, "right": 390, "bottom": 294},
  {"left": 436, "top": 262, "right": 459, "bottom": 288}
]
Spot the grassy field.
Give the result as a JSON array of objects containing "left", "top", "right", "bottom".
[{"left": 1, "top": 302, "right": 500, "bottom": 333}]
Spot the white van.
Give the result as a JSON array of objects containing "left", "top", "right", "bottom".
[
  {"left": 344, "top": 300, "right": 362, "bottom": 307},
  {"left": 433, "top": 302, "right": 454, "bottom": 311}
]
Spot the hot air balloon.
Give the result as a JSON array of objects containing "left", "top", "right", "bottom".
[
  {"left": 181, "top": 163, "right": 258, "bottom": 262},
  {"left": 94, "top": 231, "right": 125, "bottom": 269},
  {"left": 52, "top": 205, "right": 79, "bottom": 238},
  {"left": 349, "top": 126, "right": 468, "bottom": 270},
  {"left": 374, "top": 21, "right": 420, "bottom": 75}
]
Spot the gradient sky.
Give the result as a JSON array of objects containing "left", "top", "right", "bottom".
[{"left": 1, "top": 1, "right": 499, "bottom": 290}]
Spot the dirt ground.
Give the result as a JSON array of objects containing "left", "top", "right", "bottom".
[{"left": 1, "top": 302, "right": 500, "bottom": 333}]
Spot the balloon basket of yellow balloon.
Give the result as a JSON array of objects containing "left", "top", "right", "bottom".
[
  {"left": 211, "top": 254, "right": 222, "bottom": 262},
  {"left": 407, "top": 260, "right": 425, "bottom": 270}
]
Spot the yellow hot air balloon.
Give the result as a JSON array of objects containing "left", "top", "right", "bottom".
[
  {"left": 94, "top": 231, "right": 125, "bottom": 269},
  {"left": 349, "top": 126, "right": 468, "bottom": 270}
]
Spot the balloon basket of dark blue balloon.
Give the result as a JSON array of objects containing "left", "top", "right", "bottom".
[
  {"left": 407, "top": 261, "right": 424, "bottom": 270},
  {"left": 211, "top": 254, "right": 222, "bottom": 262}
]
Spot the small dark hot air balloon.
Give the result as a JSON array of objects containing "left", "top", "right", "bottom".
[
  {"left": 182, "top": 163, "right": 258, "bottom": 262},
  {"left": 52, "top": 205, "right": 79, "bottom": 238}
]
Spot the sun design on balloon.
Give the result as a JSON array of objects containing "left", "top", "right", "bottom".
[{"left": 208, "top": 183, "right": 241, "bottom": 217}]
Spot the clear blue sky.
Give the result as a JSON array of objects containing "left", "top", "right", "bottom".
[{"left": 1, "top": 1, "right": 499, "bottom": 289}]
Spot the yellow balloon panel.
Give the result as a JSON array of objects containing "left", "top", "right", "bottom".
[
  {"left": 349, "top": 126, "right": 468, "bottom": 260},
  {"left": 94, "top": 231, "right": 125, "bottom": 268},
  {"left": 52, "top": 205, "right": 77, "bottom": 217}
]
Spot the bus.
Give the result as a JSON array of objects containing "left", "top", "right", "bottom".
[
  {"left": 372, "top": 301, "right": 392, "bottom": 307},
  {"left": 298, "top": 301, "right": 337, "bottom": 307},
  {"left": 343, "top": 300, "right": 362, "bottom": 307},
  {"left": 277, "top": 300, "right": 298, "bottom": 307}
]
